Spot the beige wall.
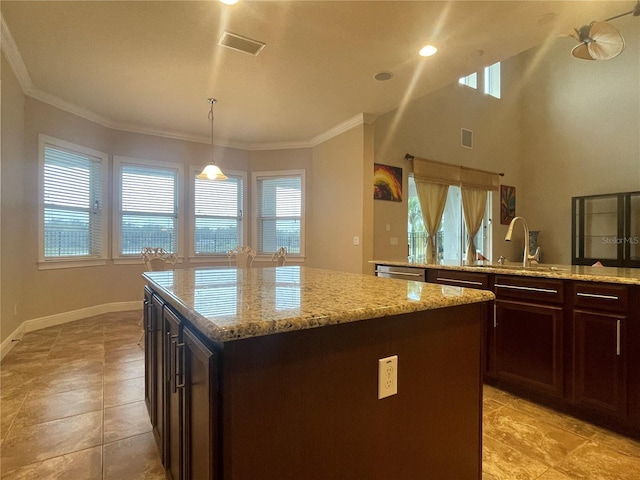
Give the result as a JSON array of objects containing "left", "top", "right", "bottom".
[
  {"left": 0, "top": 80, "right": 369, "bottom": 341},
  {"left": 1, "top": 53, "right": 28, "bottom": 340},
  {"left": 517, "top": 15, "right": 640, "bottom": 264},
  {"left": 306, "top": 125, "right": 373, "bottom": 274},
  {"left": 372, "top": 16, "right": 639, "bottom": 265},
  {"left": 372, "top": 60, "right": 524, "bottom": 263}
]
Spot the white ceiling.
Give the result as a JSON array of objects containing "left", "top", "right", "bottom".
[{"left": 1, "top": 1, "right": 631, "bottom": 149}]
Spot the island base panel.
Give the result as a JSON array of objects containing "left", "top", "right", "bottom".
[{"left": 221, "top": 304, "right": 483, "bottom": 480}]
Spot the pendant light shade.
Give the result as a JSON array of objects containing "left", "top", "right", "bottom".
[
  {"left": 197, "top": 164, "right": 227, "bottom": 180},
  {"left": 198, "top": 98, "right": 228, "bottom": 181}
]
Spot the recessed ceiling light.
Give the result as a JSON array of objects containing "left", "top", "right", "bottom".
[
  {"left": 374, "top": 71, "right": 394, "bottom": 81},
  {"left": 220, "top": 0, "right": 239, "bottom": 5},
  {"left": 537, "top": 13, "right": 556, "bottom": 26},
  {"left": 419, "top": 45, "right": 438, "bottom": 57}
]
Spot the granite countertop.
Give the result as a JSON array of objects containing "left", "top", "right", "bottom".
[
  {"left": 143, "top": 266, "right": 495, "bottom": 343},
  {"left": 372, "top": 260, "right": 640, "bottom": 286}
]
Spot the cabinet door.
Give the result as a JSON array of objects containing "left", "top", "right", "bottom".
[
  {"left": 494, "top": 300, "right": 564, "bottom": 397},
  {"left": 573, "top": 310, "right": 627, "bottom": 418},
  {"left": 183, "top": 327, "right": 218, "bottom": 480},
  {"left": 164, "top": 308, "right": 183, "bottom": 480},
  {"left": 151, "top": 294, "right": 166, "bottom": 463},
  {"left": 143, "top": 287, "right": 153, "bottom": 416}
]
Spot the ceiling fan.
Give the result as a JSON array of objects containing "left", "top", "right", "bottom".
[{"left": 571, "top": 0, "right": 640, "bottom": 60}]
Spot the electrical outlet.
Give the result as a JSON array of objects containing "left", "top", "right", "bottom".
[
  {"left": 378, "top": 355, "right": 398, "bottom": 399},
  {"left": 390, "top": 237, "right": 398, "bottom": 245}
]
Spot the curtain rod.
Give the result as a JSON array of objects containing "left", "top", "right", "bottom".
[{"left": 404, "top": 153, "right": 504, "bottom": 176}]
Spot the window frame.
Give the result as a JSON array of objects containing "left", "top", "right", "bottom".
[
  {"left": 112, "top": 155, "right": 184, "bottom": 264},
  {"left": 188, "top": 167, "right": 247, "bottom": 262},
  {"left": 38, "top": 134, "right": 109, "bottom": 270},
  {"left": 252, "top": 169, "right": 306, "bottom": 260}
]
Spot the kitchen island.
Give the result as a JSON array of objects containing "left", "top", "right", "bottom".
[{"left": 143, "top": 266, "right": 494, "bottom": 480}]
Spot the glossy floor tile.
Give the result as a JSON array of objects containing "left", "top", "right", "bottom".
[
  {"left": 0, "top": 312, "right": 163, "bottom": 479},
  {"left": 2, "top": 312, "right": 640, "bottom": 479}
]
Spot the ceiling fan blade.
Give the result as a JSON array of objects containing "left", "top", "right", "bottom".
[
  {"left": 571, "top": 42, "right": 595, "bottom": 60},
  {"left": 587, "top": 21, "right": 625, "bottom": 60}
]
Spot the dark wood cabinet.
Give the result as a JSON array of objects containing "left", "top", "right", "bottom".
[
  {"left": 427, "top": 269, "right": 490, "bottom": 289},
  {"left": 182, "top": 327, "right": 217, "bottom": 480},
  {"left": 164, "top": 307, "right": 184, "bottom": 480},
  {"left": 572, "top": 282, "right": 629, "bottom": 419},
  {"left": 144, "top": 291, "right": 218, "bottom": 480},
  {"left": 143, "top": 287, "right": 153, "bottom": 415},
  {"left": 149, "top": 293, "right": 166, "bottom": 463},
  {"left": 494, "top": 300, "right": 564, "bottom": 397},
  {"left": 492, "top": 276, "right": 565, "bottom": 397},
  {"left": 573, "top": 310, "right": 627, "bottom": 417}
]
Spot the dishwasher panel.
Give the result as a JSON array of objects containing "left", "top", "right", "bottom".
[{"left": 374, "top": 264, "right": 426, "bottom": 282}]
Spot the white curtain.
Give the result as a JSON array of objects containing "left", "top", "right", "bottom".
[
  {"left": 414, "top": 180, "right": 449, "bottom": 264},
  {"left": 461, "top": 187, "right": 487, "bottom": 264}
]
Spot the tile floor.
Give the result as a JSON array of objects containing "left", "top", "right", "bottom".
[{"left": 2, "top": 311, "right": 640, "bottom": 479}]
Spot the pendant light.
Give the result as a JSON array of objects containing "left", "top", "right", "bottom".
[{"left": 197, "top": 98, "right": 228, "bottom": 180}]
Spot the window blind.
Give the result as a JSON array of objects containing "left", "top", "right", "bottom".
[
  {"left": 43, "top": 145, "right": 103, "bottom": 258},
  {"left": 256, "top": 176, "right": 301, "bottom": 254},
  {"left": 120, "top": 164, "right": 178, "bottom": 255},
  {"left": 194, "top": 175, "right": 243, "bottom": 254}
]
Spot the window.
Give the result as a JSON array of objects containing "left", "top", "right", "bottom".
[
  {"left": 459, "top": 72, "right": 478, "bottom": 89},
  {"left": 484, "top": 62, "right": 501, "bottom": 99},
  {"left": 192, "top": 169, "right": 245, "bottom": 256},
  {"left": 408, "top": 176, "right": 492, "bottom": 263},
  {"left": 253, "top": 170, "right": 305, "bottom": 256},
  {"left": 39, "top": 135, "right": 108, "bottom": 267},
  {"left": 114, "top": 156, "right": 183, "bottom": 258}
]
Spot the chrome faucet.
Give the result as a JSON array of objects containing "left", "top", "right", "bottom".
[{"left": 505, "top": 216, "right": 539, "bottom": 268}]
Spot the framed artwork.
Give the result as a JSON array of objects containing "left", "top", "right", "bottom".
[
  {"left": 500, "top": 185, "right": 516, "bottom": 225},
  {"left": 373, "top": 163, "right": 402, "bottom": 202}
]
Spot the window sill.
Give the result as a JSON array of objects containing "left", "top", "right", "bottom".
[{"left": 38, "top": 258, "right": 108, "bottom": 270}]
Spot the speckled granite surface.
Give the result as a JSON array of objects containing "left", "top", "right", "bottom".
[
  {"left": 372, "top": 260, "right": 640, "bottom": 285},
  {"left": 143, "top": 266, "right": 494, "bottom": 343}
]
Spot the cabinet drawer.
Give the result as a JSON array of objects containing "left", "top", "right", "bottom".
[
  {"left": 430, "top": 269, "right": 490, "bottom": 289},
  {"left": 494, "top": 275, "right": 564, "bottom": 304},
  {"left": 573, "top": 282, "right": 629, "bottom": 313},
  {"left": 375, "top": 265, "right": 426, "bottom": 281}
]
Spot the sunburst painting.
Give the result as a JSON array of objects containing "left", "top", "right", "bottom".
[{"left": 373, "top": 164, "right": 402, "bottom": 202}]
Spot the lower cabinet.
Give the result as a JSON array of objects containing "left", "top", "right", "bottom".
[
  {"left": 573, "top": 310, "right": 627, "bottom": 417},
  {"left": 164, "top": 308, "right": 183, "bottom": 480},
  {"left": 572, "top": 282, "right": 629, "bottom": 419},
  {"left": 494, "top": 300, "right": 564, "bottom": 397},
  {"left": 182, "top": 327, "right": 217, "bottom": 480},
  {"left": 144, "top": 293, "right": 218, "bottom": 480}
]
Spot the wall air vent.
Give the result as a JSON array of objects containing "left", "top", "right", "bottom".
[
  {"left": 461, "top": 128, "right": 473, "bottom": 149},
  {"left": 218, "top": 31, "right": 266, "bottom": 56}
]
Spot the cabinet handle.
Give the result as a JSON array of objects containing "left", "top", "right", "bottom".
[
  {"left": 376, "top": 270, "right": 423, "bottom": 277},
  {"left": 144, "top": 302, "right": 153, "bottom": 331},
  {"left": 493, "top": 304, "right": 497, "bottom": 328},
  {"left": 436, "top": 277, "right": 483, "bottom": 286},
  {"left": 576, "top": 292, "right": 619, "bottom": 301},
  {"left": 168, "top": 333, "right": 179, "bottom": 393},
  {"left": 616, "top": 320, "right": 621, "bottom": 356},
  {"left": 494, "top": 283, "right": 558, "bottom": 294},
  {"left": 175, "top": 342, "right": 186, "bottom": 390}
]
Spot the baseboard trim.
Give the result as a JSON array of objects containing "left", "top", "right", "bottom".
[{"left": 0, "top": 301, "right": 142, "bottom": 361}]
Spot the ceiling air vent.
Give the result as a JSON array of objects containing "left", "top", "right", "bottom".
[
  {"left": 461, "top": 128, "right": 473, "bottom": 149},
  {"left": 218, "top": 31, "right": 266, "bottom": 56}
]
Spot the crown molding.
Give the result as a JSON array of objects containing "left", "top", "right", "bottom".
[
  {"left": 2, "top": 15, "right": 377, "bottom": 152},
  {"left": 1, "top": 13, "right": 32, "bottom": 92}
]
